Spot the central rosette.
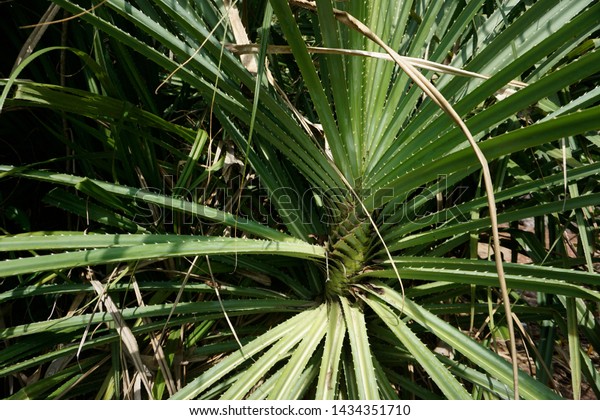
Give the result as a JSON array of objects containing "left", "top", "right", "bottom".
[{"left": 324, "top": 210, "right": 372, "bottom": 298}]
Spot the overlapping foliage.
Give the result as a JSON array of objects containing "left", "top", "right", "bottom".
[{"left": 1, "top": 0, "right": 599, "bottom": 399}]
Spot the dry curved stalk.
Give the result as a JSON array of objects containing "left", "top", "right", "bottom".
[
  {"left": 88, "top": 271, "right": 154, "bottom": 399},
  {"left": 12, "top": 4, "right": 62, "bottom": 73},
  {"left": 223, "top": 0, "right": 258, "bottom": 73},
  {"left": 131, "top": 276, "right": 178, "bottom": 397},
  {"left": 226, "top": 43, "right": 528, "bottom": 89},
  {"left": 17, "top": 1, "right": 108, "bottom": 30},
  {"left": 289, "top": 0, "right": 520, "bottom": 399}
]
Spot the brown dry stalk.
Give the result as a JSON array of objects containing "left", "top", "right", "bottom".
[
  {"left": 226, "top": 43, "right": 527, "bottom": 89},
  {"left": 12, "top": 4, "right": 61, "bottom": 73},
  {"left": 131, "top": 277, "right": 178, "bottom": 396},
  {"left": 224, "top": 0, "right": 258, "bottom": 73},
  {"left": 290, "top": 0, "right": 519, "bottom": 399},
  {"left": 19, "top": 0, "right": 107, "bottom": 29},
  {"left": 88, "top": 274, "right": 154, "bottom": 399}
]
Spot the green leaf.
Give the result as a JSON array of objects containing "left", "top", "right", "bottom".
[
  {"left": 0, "top": 234, "right": 324, "bottom": 277},
  {"left": 362, "top": 293, "right": 471, "bottom": 399},
  {"left": 315, "top": 301, "right": 346, "bottom": 399},
  {"left": 366, "top": 257, "right": 600, "bottom": 301},
  {"left": 171, "top": 306, "right": 322, "bottom": 400},
  {"left": 339, "top": 296, "right": 379, "bottom": 399},
  {"left": 268, "top": 303, "right": 328, "bottom": 399},
  {"left": 0, "top": 298, "right": 310, "bottom": 340},
  {"left": 0, "top": 166, "right": 296, "bottom": 242},
  {"left": 359, "top": 282, "right": 561, "bottom": 400}
]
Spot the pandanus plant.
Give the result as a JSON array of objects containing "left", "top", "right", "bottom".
[{"left": 1, "top": 0, "right": 599, "bottom": 399}]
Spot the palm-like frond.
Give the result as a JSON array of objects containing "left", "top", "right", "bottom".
[{"left": 1, "top": 0, "right": 599, "bottom": 400}]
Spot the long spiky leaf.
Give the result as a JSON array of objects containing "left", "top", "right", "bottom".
[{"left": 290, "top": 0, "right": 519, "bottom": 397}]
